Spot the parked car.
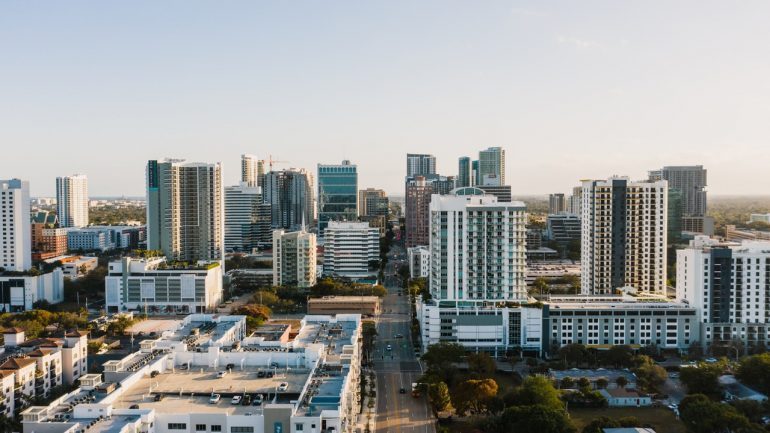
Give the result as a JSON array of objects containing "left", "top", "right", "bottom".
[
  {"left": 266, "top": 371, "right": 274, "bottom": 378},
  {"left": 153, "top": 394, "right": 163, "bottom": 402},
  {"left": 217, "top": 371, "right": 228, "bottom": 378},
  {"left": 226, "top": 363, "right": 235, "bottom": 370},
  {"left": 130, "top": 404, "right": 140, "bottom": 409},
  {"left": 150, "top": 370, "right": 160, "bottom": 378},
  {"left": 257, "top": 371, "right": 266, "bottom": 378},
  {"left": 210, "top": 394, "right": 221, "bottom": 404},
  {"left": 231, "top": 395, "right": 242, "bottom": 405},
  {"left": 399, "top": 388, "right": 406, "bottom": 394},
  {"left": 242, "top": 395, "right": 252, "bottom": 406},
  {"left": 278, "top": 382, "right": 289, "bottom": 392},
  {"left": 253, "top": 394, "right": 264, "bottom": 406},
  {"left": 386, "top": 345, "right": 392, "bottom": 351}
]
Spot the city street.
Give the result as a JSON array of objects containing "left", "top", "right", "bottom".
[{"left": 373, "top": 244, "right": 436, "bottom": 433}]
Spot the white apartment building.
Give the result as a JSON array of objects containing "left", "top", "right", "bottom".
[
  {"left": 146, "top": 159, "right": 225, "bottom": 263},
  {"left": 105, "top": 256, "right": 223, "bottom": 314},
  {"left": 322, "top": 221, "right": 379, "bottom": 280},
  {"left": 0, "top": 269, "right": 65, "bottom": 312},
  {"left": 21, "top": 313, "right": 362, "bottom": 433},
  {"left": 407, "top": 245, "right": 430, "bottom": 279},
  {"left": 581, "top": 177, "right": 668, "bottom": 295},
  {"left": 429, "top": 188, "right": 527, "bottom": 302},
  {"left": 56, "top": 174, "right": 89, "bottom": 228},
  {"left": 1, "top": 179, "right": 31, "bottom": 272},
  {"left": 273, "top": 229, "right": 317, "bottom": 288},
  {"left": 677, "top": 236, "right": 770, "bottom": 350}
]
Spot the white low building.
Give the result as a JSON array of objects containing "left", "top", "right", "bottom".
[
  {"left": 598, "top": 388, "right": 652, "bottom": 407},
  {"left": 21, "top": 313, "right": 362, "bottom": 433},
  {"left": 322, "top": 221, "right": 379, "bottom": 280},
  {"left": 105, "top": 256, "right": 223, "bottom": 314},
  {"left": 0, "top": 269, "right": 64, "bottom": 312}
]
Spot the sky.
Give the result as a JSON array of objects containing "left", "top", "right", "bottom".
[{"left": 2, "top": 1, "right": 770, "bottom": 197}]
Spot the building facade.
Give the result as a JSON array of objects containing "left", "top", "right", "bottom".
[
  {"left": 358, "top": 188, "right": 389, "bottom": 217},
  {"left": 105, "top": 256, "right": 223, "bottom": 314},
  {"left": 0, "top": 179, "right": 31, "bottom": 272},
  {"left": 55, "top": 174, "right": 89, "bottom": 228},
  {"left": 406, "top": 153, "right": 436, "bottom": 177},
  {"left": 272, "top": 229, "right": 317, "bottom": 288},
  {"left": 650, "top": 165, "right": 710, "bottom": 235},
  {"left": 408, "top": 245, "right": 430, "bottom": 279},
  {"left": 146, "top": 159, "right": 224, "bottom": 263},
  {"left": 0, "top": 270, "right": 64, "bottom": 312},
  {"left": 405, "top": 176, "right": 434, "bottom": 248},
  {"left": 318, "top": 161, "right": 358, "bottom": 236},
  {"left": 548, "top": 193, "right": 567, "bottom": 214},
  {"left": 478, "top": 147, "right": 505, "bottom": 186},
  {"left": 240, "top": 154, "right": 261, "bottom": 188},
  {"left": 457, "top": 157, "right": 471, "bottom": 188},
  {"left": 581, "top": 177, "right": 668, "bottom": 295},
  {"left": 429, "top": 188, "right": 528, "bottom": 302},
  {"left": 546, "top": 213, "right": 581, "bottom": 246},
  {"left": 263, "top": 168, "right": 314, "bottom": 231},
  {"left": 224, "top": 182, "right": 272, "bottom": 252},
  {"left": 322, "top": 221, "right": 379, "bottom": 280}
]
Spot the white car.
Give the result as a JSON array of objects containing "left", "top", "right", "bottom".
[
  {"left": 217, "top": 371, "right": 228, "bottom": 378},
  {"left": 386, "top": 345, "right": 392, "bottom": 351},
  {"left": 209, "top": 394, "right": 221, "bottom": 404},
  {"left": 231, "top": 395, "right": 242, "bottom": 405},
  {"left": 277, "top": 382, "right": 289, "bottom": 392}
]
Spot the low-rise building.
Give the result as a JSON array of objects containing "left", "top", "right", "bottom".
[
  {"left": 56, "top": 255, "right": 98, "bottom": 280},
  {"left": 307, "top": 296, "right": 381, "bottom": 316},
  {"left": 0, "top": 269, "right": 65, "bottom": 312},
  {"left": 105, "top": 256, "right": 223, "bottom": 314},
  {"left": 21, "top": 313, "right": 362, "bottom": 433},
  {"left": 599, "top": 388, "right": 652, "bottom": 407}
]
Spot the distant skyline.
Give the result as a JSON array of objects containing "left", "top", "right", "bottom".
[{"left": 2, "top": 1, "right": 770, "bottom": 197}]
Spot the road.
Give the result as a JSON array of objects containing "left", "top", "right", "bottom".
[{"left": 374, "top": 244, "right": 436, "bottom": 433}]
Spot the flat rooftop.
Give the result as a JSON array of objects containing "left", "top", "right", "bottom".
[{"left": 113, "top": 366, "right": 309, "bottom": 414}]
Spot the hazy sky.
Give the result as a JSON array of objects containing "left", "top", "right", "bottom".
[{"left": 2, "top": 1, "right": 770, "bottom": 197}]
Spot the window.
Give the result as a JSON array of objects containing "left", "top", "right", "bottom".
[
  {"left": 231, "top": 428, "right": 254, "bottom": 433},
  {"left": 168, "top": 424, "right": 187, "bottom": 430},
  {"left": 196, "top": 425, "right": 206, "bottom": 431},
  {"left": 212, "top": 426, "right": 222, "bottom": 432},
  {"left": 296, "top": 424, "right": 305, "bottom": 431}
]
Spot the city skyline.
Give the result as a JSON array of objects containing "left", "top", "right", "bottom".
[{"left": 3, "top": 2, "right": 770, "bottom": 197}]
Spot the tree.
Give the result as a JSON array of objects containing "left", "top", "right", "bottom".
[
  {"left": 736, "top": 353, "right": 770, "bottom": 395},
  {"left": 603, "top": 345, "right": 634, "bottom": 368},
  {"left": 595, "top": 378, "right": 609, "bottom": 389},
  {"left": 558, "top": 344, "right": 588, "bottom": 367},
  {"left": 679, "top": 363, "right": 724, "bottom": 398},
  {"left": 577, "top": 377, "right": 591, "bottom": 390},
  {"left": 453, "top": 378, "right": 499, "bottom": 415},
  {"left": 560, "top": 377, "right": 575, "bottom": 389},
  {"left": 679, "top": 394, "right": 760, "bottom": 433},
  {"left": 428, "top": 381, "right": 453, "bottom": 415},
  {"left": 615, "top": 376, "right": 628, "bottom": 389},
  {"left": 422, "top": 342, "right": 465, "bottom": 371},
  {"left": 533, "top": 277, "right": 549, "bottom": 295},
  {"left": 233, "top": 303, "right": 271, "bottom": 331},
  {"left": 468, "top": 353, "right": 496, "bottom": 377},
  {"left": 496, "top": 405, "right": 576, "bottom": 433},
  {"left": 633, "top": 356, "right": 668, "bottom": 393},
  {"left": 581, "top": 416, "right": 640, "bottom": 433},
  {"left": 506, "top": 376, "right": 564, "bottom": 411}
]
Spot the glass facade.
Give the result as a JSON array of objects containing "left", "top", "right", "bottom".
[{"left": 318, "top": 162, "right": 358, "bottom": 235}]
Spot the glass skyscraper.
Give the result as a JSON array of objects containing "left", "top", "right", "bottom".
[{"left": 318, "top": 160, "right": 358, "bottom": 236}]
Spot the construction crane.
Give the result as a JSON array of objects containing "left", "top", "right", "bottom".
[{"left": 267, "top": 155, "right": 289, "bottom": 171}]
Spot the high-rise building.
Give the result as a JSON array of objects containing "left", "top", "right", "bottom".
[
  {"left": 224, "top": 182, "right": 272, "bottom": 252},
  {"left": 241, "top": 154, "right": 260, "bottom": 188},
  {"left": 472, "top": 160, "right": 480, "bottom": 185},
  {"left": 406, "top": 154, "right": 436, "bottom": 177},
  {"left": 567, "top": 185, "right": 583, "bottom": 216},
  {"left": 429, "top": 189, "right": 527, "bottom": 301},
  {"left": 358, "top": 188, "right": 389, "bottom": 217},
  {"left": 546, "top": 213, "right": 581, "bottom": 246},
  {"left": 263, "top": 169, "right": 314, "bottom": 231},
  {"left": 146, "top": 159, "right": 224, "bottom": 263},
  {"left": 478, "top": 147, "right": 505, "bottom": 186},
  {"left": 581, "top": 177, "right": 668, "bottom": 295},
  {"left": 405, "top": 176, "right": 433, "bottom": 248},
  {"left": 322, "top": 221, "right": 379, "bottom": 279},
  {"left": 548, "top": 193, "right": 567, "bottom": 214},
  {"left": 457, "top": 157, "right": 471, "bottom": 188},
  {"left": 272, "top": 229, "right": 317, "bottom": 288},
  {"left": 0, "top": 179, "right": 31, "bottom": 272},
  {"left": 56, "top": 174, "right": 89, "bottom": 228},
  {"left": 477, "top": 185, "right": 512, "bottom": 202},
  {"left": 677, "top": 236, "right": 770, "bottom": 350},
  {"left": 318, "top": 160, "right": 358, "bottom": 235},
  {"left": 650, "top": 165, "right": 709, "bottom": 235}
]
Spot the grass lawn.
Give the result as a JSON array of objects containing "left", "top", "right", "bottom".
[{"left": 570, "top": 406, "right": 686, "bottom": 433}]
